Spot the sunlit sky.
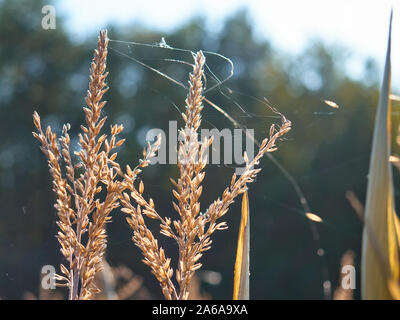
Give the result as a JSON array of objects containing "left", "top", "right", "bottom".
[{"left": 58, "top": 0, "right": 400, "bottom": 89}]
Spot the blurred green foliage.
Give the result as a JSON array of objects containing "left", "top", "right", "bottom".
[{"left": 0, "top": 0, "right": 391, "bottom": 299}]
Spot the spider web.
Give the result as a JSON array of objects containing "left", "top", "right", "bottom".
[{"left": 107, "top": 36, "right": 333, "bottom": 299}]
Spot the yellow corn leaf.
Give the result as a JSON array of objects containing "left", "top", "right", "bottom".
[
  {"left": 388, "top": 278, "right": 400, "bottom": 299},
  {"left": 361, "top": 11, "right": 400, "bottom": 299},
  {"left": 233, "top": 191, "right": 250, "bottom": 300}
]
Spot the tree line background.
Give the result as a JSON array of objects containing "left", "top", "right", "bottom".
[{"left": 0, "top": 0, "right": 395, "bottom": 299}]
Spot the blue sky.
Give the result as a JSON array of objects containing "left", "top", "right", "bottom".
[{"left": 57, "top": 0, "right": 400, "bottom": 89}]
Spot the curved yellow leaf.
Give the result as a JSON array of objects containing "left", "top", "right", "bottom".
[
  {"left": 233, "top": 191, "right": 250, "bottom": 300},
  {"left": 361, "top": 11, "right": 400, "bottom": 300}
]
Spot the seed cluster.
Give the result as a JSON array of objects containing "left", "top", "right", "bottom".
[{"left": 33, "top": 30, "right": 291, "bottom": 300}]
